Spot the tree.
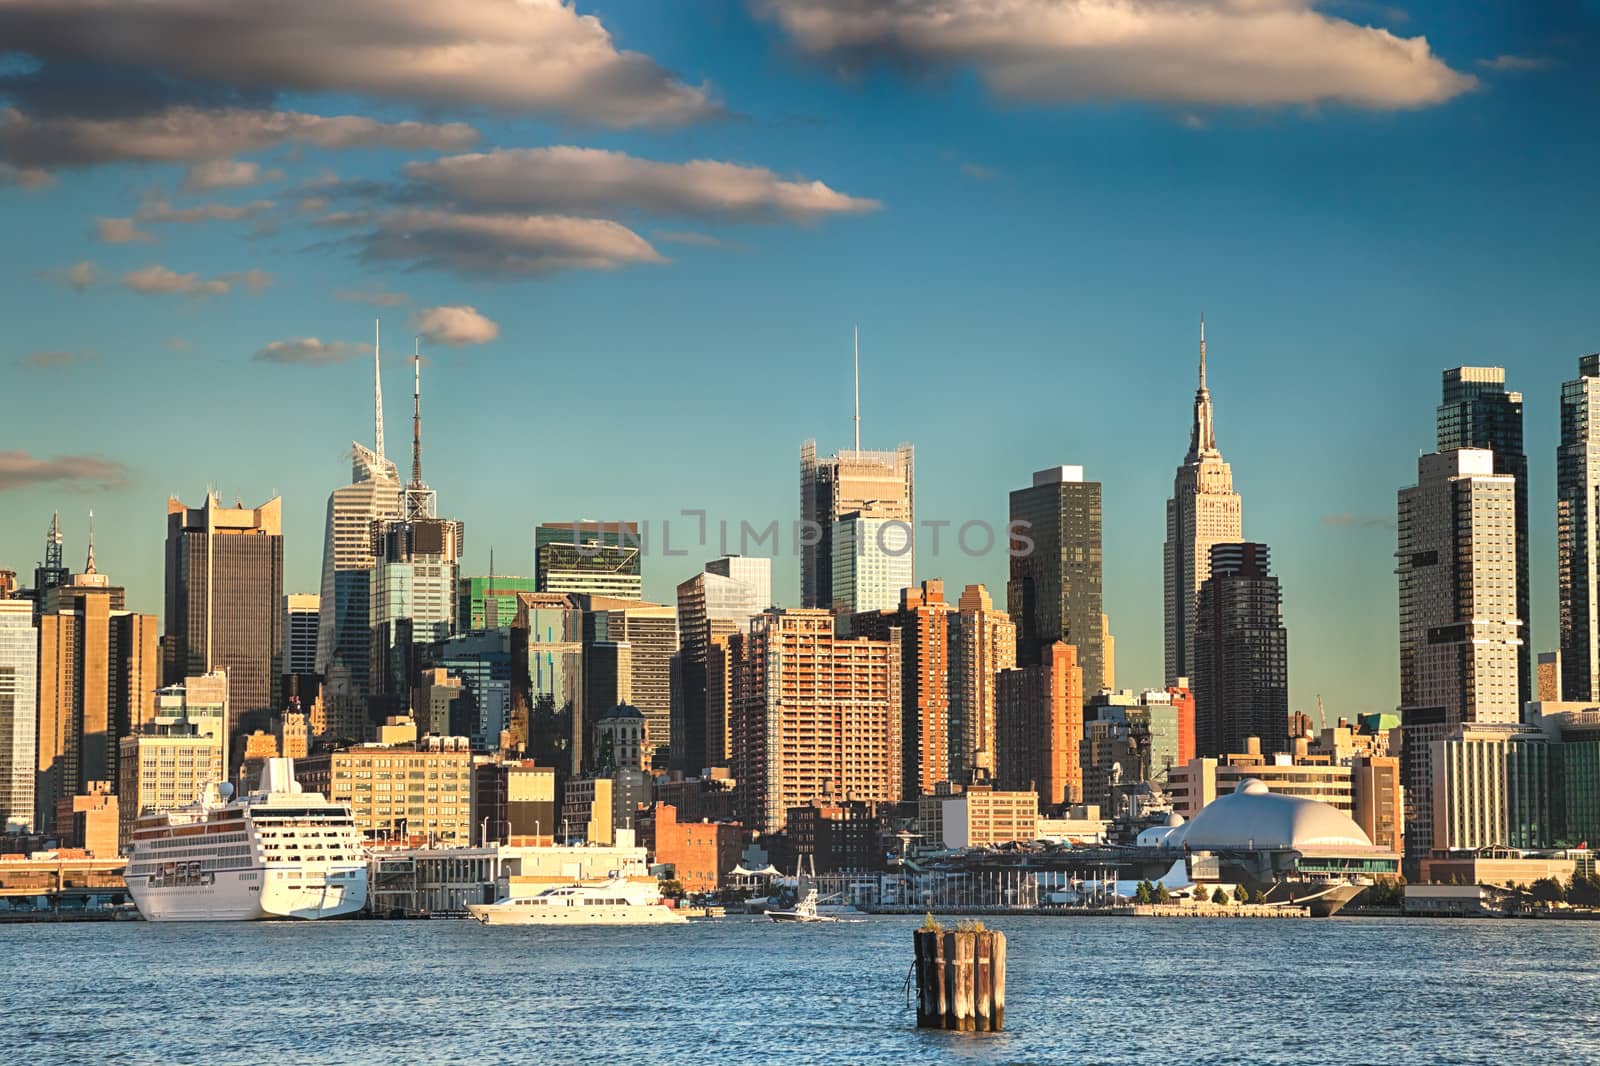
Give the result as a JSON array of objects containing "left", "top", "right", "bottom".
[
  {"left": 1135, "top": 881, "right": 1153, "bottom": 905},
  {"left": 1531, "top": 877, "right": 1566, "bottom": 904},
  {"left": 1250, "top": 889, "right": 1267, "bottom": 905},
  {"left": 1211, "top": 886, "right": 1229, "bottom": 905},
  {"left": 1155, "top": 883, "right": 1171, "bottom": 904},
  {"left": 658, "top": 878, "right": 685, "bottom": 900},
  {"left": 1232, "top": 884, "right": 1247, "bottom": 903},
  {"left": 1569, "top": 873, "right": 1600, "bottom": 908}
]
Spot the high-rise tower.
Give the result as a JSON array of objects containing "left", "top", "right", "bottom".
[
  {"left": 1558, "top": 354, "right": 1600, "bottom": 701},
  {"left": 1164, "top": 317, "right": 1243, "bottom": 685},
  {"left": 1008, "top": 465, "right": 1104, "bottom": 695},
  {"left": 1192, "top": 542, "right": 1289, "bottom": 758}
]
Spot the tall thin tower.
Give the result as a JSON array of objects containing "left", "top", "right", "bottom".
[
  {"left": 373, "top": 320, "right": 386, "bottom": 460},
  {"left": 405, "top": 339, "right": 436, "bottom": 521}
]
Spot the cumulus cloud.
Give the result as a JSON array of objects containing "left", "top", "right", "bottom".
[
  {"left": 404, "top": 147, "right": 880, "bottom": 222},
  {"left": 1478, "top": 54, "right": 1553, "bottom": 72},
  {"left": 253, "top": 337, "right": 372, "bottom": 365},
  {"left": 336, "top": 282, "right": 409, "bottom": 307},
  {"left": 124, "top": 264, "right": 229, "bottom": 297},
  {"left": 0, "top": 0, "right": 714, "bottom": 127},
  {"left": 0, "top": 450, "right": 128, "bottom": 492},
  {"left": 182, "top": 159, "right": 285, "bottom": 192},
  {"left": 342, "top": 208, "right": 666, "bottom": 279},
  {"left": 95, "top": 217, "right": 156, "bottom": 244},
  {"left": 758, "top": 0, "right": 1475, "bottom": 110},
  {"left": 42, "top": 260, "right": 97, "bottom": 292},
  {"left": 0, "top": 106, "right": 478, "bottom": 173},
  {"left": 413, "top": 305, "right": 500, "bottom": 347}
]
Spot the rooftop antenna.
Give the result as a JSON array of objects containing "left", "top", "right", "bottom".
[
  {"left": 84, "top": 509, "right": 96, "bottom": 574},
  {"left": 44, "top": 511, "right": 63, "bottom": 572},
  {"left": 374, "top": 319, "right": 386, "bottom": 460},
  {"left": 404, "top": 337, "right": 436, "bottom": 520},
  {"left": 853, "top": 324, "right": 860, "bottom": 453},
  {"left": 1199, "top": 313, "right": 1207, "bottom": 391}
]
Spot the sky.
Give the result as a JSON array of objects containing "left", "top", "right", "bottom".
[{"left": 1, "top": 1, "right": 1597, "bottom": 721}]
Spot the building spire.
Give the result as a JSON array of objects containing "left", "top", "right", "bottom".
[
  {"left": 853, "top": 324, "right": 861, "bottom": 453},
  {"left": 1199, "top": 313, "right": 1207, "bottom": 391},
  {"left": 45, "top": 510, "right": 63, "bottom": 571},
  {"left": 84, "top": 509, "right": 96, "bottom": 574},
  {"left": 374, "top": 319, "right": 386, "bottom": 460},
  {"left": 1187, "top": 314, "right": 1218, "bottom": 462},
  {"left": 411, "top": 337, "right": 423, "bottom": 489}
]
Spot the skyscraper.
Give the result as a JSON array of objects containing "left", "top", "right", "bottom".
[
  {"left": 1559, "top": 354, "right": 1600, "bottom": 701},
  {"left": 1192, "top": 542, "right": 1289, "bottom": 758},
  {"left": 457, "top": 573, "right": 539, "bottom": 631},
  {"left": 581, "top": 597, "right": 677, "bottom": 763},
  {"left": 1438, "top": 366, "right": 1530, "bottom": 707},
  {"left": 283, "top": 594, "right": 320, "bottom": 676},
  {"left": 1008, "top": 465, "right": 1104, "bottom": 696},
  {"left": 675, "top": 556, "right": 770, "bottom": 772},
  {"left": 1397, "top": 448, "right": 1521, "bottom": 861},
  {"left": 535, "top": 523, "right": 643, "bottom": 599},
  {"left": 0, "top": 601, "right": 37, "bottom": 833},
  {"left": 31, "top": 511, "right": 69, "bottom": 619},
  {"left": 851, "top": 579, "right": 954, "bottom": 798},
  {"left": 995, "top": 642, "right": 1084, "bottom": 811},
  {"left": 947, "top": 583, "right": 1016, "bottom": 785},
  {"left": 831, "top": 511, "right": 915, "bottom": 616},
  {"left": 731, "top": 608, "right": 901, "bottom": 832},
  {"left": 1164, "top": 318, "right": 1243, "bottom": 685},
  {"left": 316, "top": 328, "right": 404, "bottom": 701},
  {"left": 163, "top": 493, "right": 284, "bottom": 733}
]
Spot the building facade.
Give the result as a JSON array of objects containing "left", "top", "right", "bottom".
[
  {"left": 675, "top": 557, "right": 770, "bottom": 772},
  {"left": 995, "top": 642, "right": 1084, "bottom": 811},
  {"left": 296, "top": 727, "right": 474, "bottom": 846},
  {"left": 316, "top": 443, "right": 404, "bottom": 704},
  {"left": 851, "top": 580, "right": 953, "bottom": 799},
  {"left": 283, "top": 593, "right": 320, "bottom": 676},
  {"left": 1164, "top": 320, "right": 1243, "bottom": 685},
  {"left": 1559, "top": 354, "right": 1600, "bottom": 702},
  {"left": 947, "top": 583, "right": 1016, "bottom": 785},
  {"left": 535, "top": 523, "right": 643, "bottom": 599},
  {"left": 0, "top": 601, "right": 37, "bottom": 833},
  {"left": 1192, "top": 542, "right": 1289, "bottom": 759},
  {"left": 369, "top": 516, "right": 464, "bottom": 714},
  {"left": 581, "top": 597, "right": 677, "bottom": 763},
  {"left": 117, "top": 725, "right": 224, "bottom": 849},
  {"left": 457, "top": 574, "right": 539, "bottom": 632},
  {"left": 1008, "top": 466, "right": 1104, "bottom": 697},
  {"left": 830, "top": 512, "right": 915, "bottom": 617},
  {"left": 1431, "top": 724, "right": 1551, "bottom": 853},
  {"left": 800, "top": 442, "right": 914, "bottom": 611}
]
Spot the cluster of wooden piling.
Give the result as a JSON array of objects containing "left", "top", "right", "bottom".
[{"left": 913, "top": 928, "right": 1006, "bottom": 1032}]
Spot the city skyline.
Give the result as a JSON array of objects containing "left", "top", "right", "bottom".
[{"left": 4, "top": 2, "right": 1598, "bottom": 722}]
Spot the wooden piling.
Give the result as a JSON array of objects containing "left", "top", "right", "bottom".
[{"left": 914, "top": 927, "right": 1006, "bottom": 1032}]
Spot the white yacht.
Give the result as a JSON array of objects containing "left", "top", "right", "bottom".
[
  {"left": 468, "top": 877, "right": 686, "bottom": 926},
  {"left": 124, "top": 758, "right": 368, "bottom": 921}
]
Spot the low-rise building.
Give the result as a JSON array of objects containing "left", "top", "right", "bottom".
[
  {"left": 941, "top": 786, "right": 1038, "bottom": 849},
  {"left": 645, "top": 803, "right": 743, "bottom": 893},
  {"left": 116, "top": 723, "right": 224, "bottom": 850},
  {"left": 1167, "top": 739, "right": 1354, "bottom": 818},
  {"left": 295, "top": 720, "right": 474, "bottom": 846},
  {"left": 787, "top": 801, "right": 888, "bottom": 873},
  {"left": 471, "top": 760, "right": 557, "bottom": 846}
]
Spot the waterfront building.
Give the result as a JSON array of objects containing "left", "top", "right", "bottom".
[
  {"left": 580, "top": 597, "right": 677, "bottom": 762},
  {"left": 940, "top": 785, "right": 1039, "bottom": 849},
  {"left": 1527, "top": 702, "right": 1600, "bottom": 847},
  {"left": 295, "top": 721, "right": 473, "bottom": 846},
  {"left": 0, "top": 601, "right": 37, "bottom": 832},
  {"left": 1350, "top": 754, "right": 1405, "bottom": 855},
  {"left": 1430, "top": 724, "right": 1552, "bottom": 853},
  {"left": 534, "top": 522, "right": 643, "bottom": 599},
  {"left": 1439, "top": 367, "right": 1530, "bottom": 707},
  {"left": 731, "top": 609, "right": 901, "bottom": 833},
  {"left": 36, "top": 589, "right": 158, "bottom": 832},
  {"left": 457, "top": 574, "right": 539, "bottom": 632},
  {"left": 995, "top": 642, "right": 1084, "bottom": 811},
  {"left": 116, "top": 719, "right": 224, "bottom": 849},
  {"left": 947, "top": 584, "right": 1016, "bottom": 785},
  {"left": 1166, "top": 741, "right": 1354, "bottom": 818},
  {"left": 1192, "top": 542, "right": 1289, "bottom": 758},
  {"left": 800, "top": 438, "right": 915, "bottom": 611},
  {"left": 675, "top": 557, "right": 770, "bottom": 772},
  {"left": 1164, "top": 319, "right": 1244, "bottom": 685},
  {"left": 1008, "top": 466, "right": 1104, "bottom": 697},
  {"left": 850, "top": 580, "right": 954, "bottom": 798},
  {"left": 1397, "top": 448, "right": 1521, "bottom": 861},
  {"left": 471, "top": 760, "right": 557, "bottom": 846},
  {"left": 1559, "top": 355, "right": 1600, "bottom": 702},
  {"left": 831, "top": 511, "right": 915, "bottom": 617},
  {"left": 283, "top": 593, "right": 320, "bottom": 677},
  {"left": 786, "top": 800, "right": 888, "bottom": 873},
  {"left": 562, "top": 768, "right": 651, "bottom": 845},
  {"left": 163, "top": 492, "right": 284, "bottom": 728},
  {"left": 645, "top": 803, "right": 744, "bottom": 893}
]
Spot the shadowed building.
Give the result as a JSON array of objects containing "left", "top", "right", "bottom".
[
  {"left": 1559, "top": 355, "right": 1600, "bottom": 702},
  {"left": 1193, "top": 542, "right": 1289, "bottom": 759},
  {"left": 1009, "top": 465, "right": 1104, "bottom": 698},
  {"left": 995, "top": 642, "right": 1084, "bottom": 811}
]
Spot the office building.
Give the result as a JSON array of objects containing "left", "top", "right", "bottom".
[
  {"left": 675, "top": 556, "right": 770, "bottom": 772},
  {"left": 117, "top": 695, "right": 226, "bottom": 849},
  {"left": 940, "top": 786, "right": 1040, "bottom": 848},
  {"left": 1431, "top": 724, "right": 1551, "bottom": 853},
  {"left": 0, "top": 602, "right": 37, "bottom": 833},
  {"left": 562, "top": 769, "right": 652, "bottom": 845},
  {"left": 510, "top": 592, "right": 583, "bottom": 770},
  {"left": 1008, "top": 466, "right": 1104, "bottom": 698},
  {"left": 535, "top": 523, "right": 643, "bottom": 599},
  {"left": 1439, "top": 367, "right": 1530, "bottom": 707},
  {"left": 1559, "top": 355, "right": 1600, "bottom": 702},
  {"left": 1397, "top": 448, "right": 1521, "bottom": 861},
  {"left": 419, "top": 628, "right": 512, "bottom": 752},
  {"left": 457, "top": 574, "right": 539, "bottom": 631},
  {"left": 1080, "top": 687, "right": 1193, "bottom": 810},
  {"left": 580, "top": 641, "right": 632, "bottom": 772},
  {"left": 1167, "top": 745, "right": 1354, "bottom": 818},
  {"left": 1164, "top": 319, "right": 1243, "bottom": 684},
  {"left": 995, "top": 642, "right": 1084, "bottom": 811},
  {"left": 851, "top": 579, "right": 954, "bottom": 798},
  {"left": 947, "top": 584, "right": 1016, "bottom": 785},
  {"left": 1192, "top": 542, "right": 1289, "bottom": 759},
  {"left": 1350, "top": 754, "right": 1405, "bottom": 855},
  {"left": 786, "top": 800, "right": 888, "bottom": 873},
  {"left": 731, "top": 609, "right": 901, "bottom": 833},
  {"left": 831, "top": 511, "right": 915, "bottom": 616},
  {"left": 283, "top": 593, "right": 320, "bottom": 677},
  {"left": 36, "top": 591, "right": 159, "bottom": 832},
  {"left": 369, "top": 515, "right": 464, "bottom": 712},
  {"left": 296, "top": 720, "right": 473, "bottom": 846},
  {"left": 581, "top": 597, "right": 677, "bottom": 763},
  {"left": 471, "top": 760, "right": 557, "bottom": 846},
  {"left": 163, "top": 492, "right": 284, "bottom": 728},
  {"left": 800, "top": 437, "right": 914, "bottom": 611},
  {"left": 1527, "top": 702, "right": 1600, "bottom": 847}
]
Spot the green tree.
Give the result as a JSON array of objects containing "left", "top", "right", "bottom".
[
  {"left": 658, "top": 878, "right": 685, "bottom": 900},
  {"left": 1135, "top": 881, "right": 1153, "bottom": 905},
  {"left": 1531, "top": 877, "right": 1566, "bottom": 904},
  {"left": 1232, "top": 884, "right": 1247, "bottom": 903},
  {"left": 1568, "top": 874, "right": 1600, "bottom": 908},
  {"left": 1211, "top": 886, "right": 1229, "bottom": 905},
  {"left": 1250, "top": 889, "right": 1267, "bottom": 905},
  {"left": 1155, "top": 883, "right": 1171, "bottom": 904}
]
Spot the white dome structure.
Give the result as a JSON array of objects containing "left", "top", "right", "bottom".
[
  {"left": 1163, "top": 778, "right": 1373, "bottom": 852},
  {"left": 1135, "top": 812, "right": 1187, "bottom": 848}
]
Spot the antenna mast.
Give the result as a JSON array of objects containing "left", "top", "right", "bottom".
[
  {"left": 374, "top": 319, "right": 386, "bottom": 460},
  {"left": 853, "top": 324, "right": 860, "bottom": 453}
]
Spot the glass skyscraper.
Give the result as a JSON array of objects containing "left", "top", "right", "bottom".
[
  {"left": 1008, "top": 465, "right": 1104, "bottom": 695},
  {"left": 1559, "top": 354, "right": 1600, "bottom": 701}
]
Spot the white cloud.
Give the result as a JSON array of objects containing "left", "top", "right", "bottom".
[
  {"left": 0, "top": 106, "right": 478, "bottom": 172},
  {"left": 413, "top": 305, "right": 501, "bottom": 347},
  {"left": 122, "top": 264, "right": 233, "bottom": 297},
  {"left": 42, "top": 260, "right": 97, "bottom": 292},
  {"left": 0, "top": 0, "right": 714, "bottom": 127},
  {"left": 253, "top": 337, "right": 372, "bottom": 365},
  {"left": 404, "top": 147, "right": 880, "bottom": 221},
  {"left": 183, "top": 159, "right": 286, "bottom": 192},
  {"left": 759, "top": 0, "right": 1475, "bottom": 110},
  {"left": 347, "top": 208, "right": 666, "bottom": 279},
  {"left": 96, "top": 217, "right": 156, "bottom": 244},
  {"left": 0, "top": 450, "right": 129, "bottom": 492}
]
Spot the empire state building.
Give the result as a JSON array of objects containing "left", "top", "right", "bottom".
[{"left": 1164, "top": 318, "right": 1243, "bottom": 685}]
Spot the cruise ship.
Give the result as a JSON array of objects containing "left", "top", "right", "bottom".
[
  {"left": 125, "top": 757, "right": 368, "bottom": 921},
  {"left": 468, "top": 877, "right": 686, "bottom": 926}
]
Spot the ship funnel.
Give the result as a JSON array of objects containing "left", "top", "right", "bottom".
[{"left": 259, "top": 757, "right": 304, "bottom": 794}]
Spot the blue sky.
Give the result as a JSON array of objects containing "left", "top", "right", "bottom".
[{"left": 1, "top": 0, "right": 1596, "bottom": 719}]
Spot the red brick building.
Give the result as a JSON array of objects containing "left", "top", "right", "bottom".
[{"left": 646, "top": 803, "right": 744, "bottom": 893}]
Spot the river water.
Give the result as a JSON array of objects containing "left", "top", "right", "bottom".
[{"left": 11, "top": 914, "right": 1598, "bottom": 1064}]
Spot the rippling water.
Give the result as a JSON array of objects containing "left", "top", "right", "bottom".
[{"left": 12, "top": 915, "right": 1600, "bottom": 1064}]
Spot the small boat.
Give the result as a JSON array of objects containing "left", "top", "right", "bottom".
[
  {"left": 468, "top": 877, "right": 686, "bottom": 926},
  {"left": 766, "top": 885, "right": 839, "bottom": 923}
]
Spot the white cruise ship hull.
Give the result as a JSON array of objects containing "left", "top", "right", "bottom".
[
  {"left": 128, "top": 864, "right": 368, "bottom": 922},
  {"left": 467, "top": 902, "right": 686, "bottom": 926}
]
